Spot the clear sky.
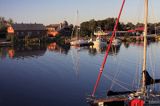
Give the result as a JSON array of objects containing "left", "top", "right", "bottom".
[{"left": 0, "top": 0, "right": 160, "bottom": 25}]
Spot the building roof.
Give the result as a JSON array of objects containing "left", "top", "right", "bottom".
[
  {"left": 12, "top": 23, "right": 46, "bottom": 31},
  {"left": 46, "top": 24, "right": 60, "bottom": 28}
]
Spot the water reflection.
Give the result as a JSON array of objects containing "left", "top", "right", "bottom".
[
  {"left": 88, "top": 44, "right": 121, "bottom": 56},
  {"left": 123, "top": 41, "right": 153, "bottom": 48},
  {"left": 0, "top": 42, "right": 71, "bottom": 59},
  {"left": 47, "top": 42, "right": 70, "bottom": 54},
  {"left": 0, "top": 43, "right": 46, "bottom": 59},
  {"left": 1, "top": 40, "right": 157, "bottom": 60},
  {"left": 13, "top": 44, "right": 46, "bottom": 59},
  {"left": 0, "top": 41, "right": 160, "bottom": 106}
]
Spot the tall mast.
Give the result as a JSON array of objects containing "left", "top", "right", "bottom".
[
  {"left": 76, "top": 10, "right": 80, "bottom": 40},
  {"left": 141, "top": 0, "right": 148, "bottom": 94}
]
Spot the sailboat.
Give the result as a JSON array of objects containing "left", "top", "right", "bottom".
[
  {"left": 70, "top": 10, "right": 89, "bottom": 46},
  {"left": 87, "top": 0, "right": 160, "bottom": 106},
  {"left": 70, "top": 26, "right": 89, "bottom": 46},
  {"left": 128, "top": 0, "right": 160, "bottom": 105}
]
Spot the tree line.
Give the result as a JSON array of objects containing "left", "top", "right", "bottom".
[{"left": 80, "top": 17, "right": 160, "bottom": 36}]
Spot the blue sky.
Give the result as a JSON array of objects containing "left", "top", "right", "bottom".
[{"left": 0, "top": 0, "right": 159, "bottom": 25}]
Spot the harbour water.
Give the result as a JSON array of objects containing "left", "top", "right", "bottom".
[{"left": 0, "top": 41, "right": 160, "bottom": 106}]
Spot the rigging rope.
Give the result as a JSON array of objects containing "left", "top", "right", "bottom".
[
  {"left": 149, "top": 44, "right": 156, "bottom": 90},
  {"left": 103, "top": 73, "right": 132, "bottom": 92},
  {"left": 91, "top": 0, "right": 126, "bottom": 97},
  {"left": 107, "top": 54, "right": 122, "bottom": 94}
]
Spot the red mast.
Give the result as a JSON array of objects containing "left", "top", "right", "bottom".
[{"left": 92, "top": 0, "right": 126, "bottom": 97}]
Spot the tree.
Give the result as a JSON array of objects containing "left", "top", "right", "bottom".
[
  {"left": 125, "top": 22, "right": 135, "bottom": 30},
  {"left": 8, "top": 18, "right": 14, "bottom": 25}
]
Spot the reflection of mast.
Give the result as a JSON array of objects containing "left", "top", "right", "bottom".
[
  {"left": 71, "top": 47, "right": 80, "bottom": 77},
  {"left": 141, "top": 0, "right": 148, "bottom": 95}
]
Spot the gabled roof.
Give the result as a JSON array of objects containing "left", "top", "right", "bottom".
[{"left": 12, "top": 23, "right": 46, "bottom": 31}]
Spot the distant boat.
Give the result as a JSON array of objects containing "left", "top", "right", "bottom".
[
  {"left": 70, "top": 27, "right": 89, "bottom": 46},
  {"left": 92, "top": 27, "right": 108, "bottom": 47},
  {"left": 94, "top": 28, "right": 108, "bottom": 36},
  {"left": 112, "top": 38, "right": 121, "bottom": 46},
  {"left": 93, "top": 36, "right": 106, "bottom": 47}
]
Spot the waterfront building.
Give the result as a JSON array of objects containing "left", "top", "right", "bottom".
[{"left": 7, "top": 23, "right": 47, "bottom": 40}]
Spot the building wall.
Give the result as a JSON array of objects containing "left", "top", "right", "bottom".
[{"left": 14, "top": 30, "right": 47, "bottom": 38}]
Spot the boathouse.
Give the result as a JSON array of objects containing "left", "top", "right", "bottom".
[{"left": 7, "top": 23, "right": 47, "bottom": 40}]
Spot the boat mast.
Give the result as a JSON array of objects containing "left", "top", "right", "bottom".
[
  {"left": 141, "top": 0, "right": 148, "bottom": 95},
  {"left": 76, "top": 10, "right": 80, "bottom": 40}
]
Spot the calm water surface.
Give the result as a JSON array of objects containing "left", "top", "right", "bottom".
[{"left": 0, "top": 42, "right": 160, "bottom": 106}]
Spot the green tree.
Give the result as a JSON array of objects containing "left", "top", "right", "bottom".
[{"left": 8, "top": 18, "right": 14, "bottom": 25}]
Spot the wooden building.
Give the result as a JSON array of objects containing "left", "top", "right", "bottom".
[{"left": 7, "top": 23, "right": 47, "bottom": 41}]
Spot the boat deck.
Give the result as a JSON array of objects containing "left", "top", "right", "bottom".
[{"left": 87, "top": 95, "right": 128, "bottom": 106}]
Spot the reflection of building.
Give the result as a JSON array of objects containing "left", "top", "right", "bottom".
[
  {"left": 47, "top": 42, "right": 70, "bottom": 54},
  {"left": 7, "top": 23, "right": 47, "bottom": 39},
  {"left": 14, "top": 45, "right": 46, "bottom": 59},
  {"left": 0, "top": 43, "right": 48, "bottom": 59},
  {"left": 0, "top": 47, "right": 8, "bottom": 59}
]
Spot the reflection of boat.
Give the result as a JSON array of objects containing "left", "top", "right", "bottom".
[
  {"left": 93, "top": 37, "right": 107, "bottom": 48},
  {"left": 90, "top": 44, "right": 120, "bottom": 55},
  {"left": 88, "top": 0, "right": 160, "bottom": 106},
  {"left": 70, "top": 39, "right": 89, "bottom": 46},
  {"left": 91, "top": 42, "right": 106, "bottom": 54}
]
